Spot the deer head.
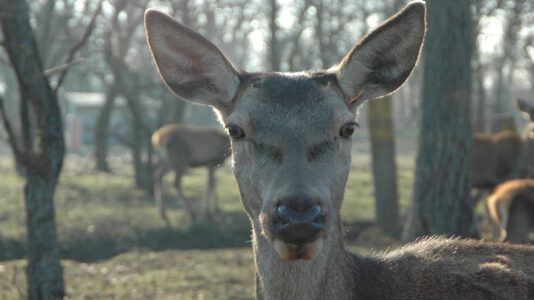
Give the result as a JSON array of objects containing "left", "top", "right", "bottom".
[{"left": 145, "top": 2, "right": 426, "bottom": 261}]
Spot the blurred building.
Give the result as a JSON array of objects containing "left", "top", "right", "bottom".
[{"left": 62, "top": 92, "right": 160, "bottom": 151}]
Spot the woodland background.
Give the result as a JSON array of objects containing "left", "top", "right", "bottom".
[{"left": 0, "top": 0, "right": 533, "bottom": 299}]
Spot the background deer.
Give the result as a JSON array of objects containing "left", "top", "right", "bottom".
[
  {"left": 472, "top": 98, "right": 534, "bottom": 190},
  {"left": 152, "top": 124, "right": 230, "bottom": 225},
  {"left": 472, "top": 99, "right": 534, "bottom": 242},
  {"left": 145, "top": 2, "right": 534, "bottom": 299},
  {"left": 471, "top": 99, "right": 534, "bottom": 208}
]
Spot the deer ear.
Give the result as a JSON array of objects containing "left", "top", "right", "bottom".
[
  {"left": 333, "top": 1, "right": 426, "bottom": 107},
  {"left": 517, "top": 98, "right": 534, "bottom": 121},
  {"left": 144, "top": 10, "right": 240, "bottom": 109}
]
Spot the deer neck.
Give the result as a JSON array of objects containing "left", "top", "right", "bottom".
[{"left": 252, "top": 223, "right": 358, "bottom": 300}]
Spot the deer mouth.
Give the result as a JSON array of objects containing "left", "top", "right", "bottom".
[
  {"left": 260, "top": 206, "right": 327, "bottom": 260},
  {"left": 273, "top": 238, "right": 324, "bottom": 260}
]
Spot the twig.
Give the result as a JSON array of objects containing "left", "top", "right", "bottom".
[
  {"left": 43, "top": 59, "right": 84, "bottom": 76},
  {"left": 0, "top": 94, "right": 23, "bottom": 163},
  {"left": 109, "top": 130, "right": 135, "bottom": 148},
  {"left": 53, "top": 0, "right": 103, "bottom": 93},
  {"left": 0, "top": 55, "right": 9, "bottom": 66}
]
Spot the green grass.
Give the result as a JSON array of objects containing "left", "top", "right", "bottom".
[{"left": 0, "top": 139, "right": 493, "bottom": 299}]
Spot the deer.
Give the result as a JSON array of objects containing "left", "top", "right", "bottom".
[
  {"left": 480, "top": 98, "right": 534, "bottom": 243},
  {"left": 472, "top": 98, "right": 534, "bottom": 191},
  {"left": 152, "top": 124, "right": 230, "bottom": 225},
  {"left": 485, "top": 178, "right": 534, "bottom": 243},
  {"left": 472, "top": 99, "right": 534, "bottom": 241},
  {"left": 145, "top": 2, "right": 534, "bottom": 299}
]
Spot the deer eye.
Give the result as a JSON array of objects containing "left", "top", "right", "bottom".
[
  {"left": 226, "top": 125, "right": 245, "bottom": 140},
  {"left": 339, "top": 122, "right": 358, "bottom": 139}
]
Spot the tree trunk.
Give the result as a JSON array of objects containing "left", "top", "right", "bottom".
[
  {"left": 267, "top": 0, "right": 282, "bottom": 71},
  {"left": 94, "top": 85, "right": 117, "bottom": 172},
  {"left": 405, "top": 0, "right": 475, "bottom": 239},
  {"left": 25, "top": 174, "right": 65, "bottom": 300},
  {"left": 367, "top": 95, "right": 400, "bottom": 238},
  {"left": 474, "top": 61, "right": 487, "bottom": 133},
  {"left": 0, "top": 0, "right": 66, "bottom": 299}
]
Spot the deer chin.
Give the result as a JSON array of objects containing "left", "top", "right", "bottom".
[{"left": 273, "top": 238, "right": 324, "bottom": 260}]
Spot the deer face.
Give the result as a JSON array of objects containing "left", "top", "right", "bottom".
[
  {"left": 226, "top": 74, "right": 355, "bottom": 259},
  {"left": 145, "top": 1, "right": 426, "bottom": 260}
]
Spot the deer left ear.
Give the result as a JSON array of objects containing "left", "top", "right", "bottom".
[
  {"left": 517, "top": 98, "right": 534, "bottom": 122},
  {"left": 333, "top": 1, "right": 426, "bottom": 107},
  {"left": 144, "top": 10, "right": 240, "bottom": 110}
]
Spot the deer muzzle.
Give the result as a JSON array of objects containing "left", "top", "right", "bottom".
[{"left": 269, "top": 196, "right": 327, "bottom": 260}]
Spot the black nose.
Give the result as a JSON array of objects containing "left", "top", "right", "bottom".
[{"left": 273, "top": 197, "right": 325, "bottom": 244}]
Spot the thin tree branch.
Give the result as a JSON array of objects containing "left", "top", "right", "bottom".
[
  {"left": 44, "top": 58, "right": 84, "bottom": 76},
  {"left": 53, "top": 0, "right": 102, "bottom": 93},
  {"left": 109, "top": 129, "right": 135, "bottom": 148},
  {"left": 0, "top": 94, "right": 24, "bottom": 163},
  {"left": 0, "top": 55, "right": 9, "bottom": 65}
]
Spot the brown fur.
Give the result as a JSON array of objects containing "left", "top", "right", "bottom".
[
  {"left": 473, "top": 131, "right": 523, "bottom": 188},
  {"left": 486, "top": 179, "right": 534, "bottom": 242},
  {"left": 473, "top": 99, "right": 534, "bottom": 243},
  {"left": 152, "top": 124, "right": 230, "bottom": 225},
  {"left": 472, "top": 98, "right": 534, "bottom": 190}
]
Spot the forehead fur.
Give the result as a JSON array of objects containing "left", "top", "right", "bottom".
[
  {"left": 242, "top": 72, "right": 335, "bottom": 105},
  {"left": 228, "top": 72, "right": 353, "bottom": 142}
]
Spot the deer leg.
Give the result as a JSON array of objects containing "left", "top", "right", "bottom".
[
  {"left": 504, "top": 198, "right": 532, "bottom": 243},
  {"left": 174, "top": 166, "right": 196, "bottom": 221},
  {"left": 154, "top": 163, "right": 172, "bottom": 227},
  {"left": 206, "top": 165, "right": 219, "bottom": 216}
]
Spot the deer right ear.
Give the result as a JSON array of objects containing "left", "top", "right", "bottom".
[
  {"left": 333, "top": 1, "right": 426, "bottom": 107},
  {"left": 517, "top": 98, "right": 534, "bottom": 120},
  {"left": 144, "top": 10, "right": 240, "bottom": 110}
]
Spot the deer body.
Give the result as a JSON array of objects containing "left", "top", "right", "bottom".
[
  {"left": 472, "top": 98, "right": 534, "bottom": 189},
  {"left": 473, "top": 131, "right": 522, "bottom": 188},
  {"left": 145, "top": 2, "right": 534, "bottom": 299},
  {"left": 152, "top": 124, "right": 230, "bottom": 224},
  {"left": 472, "top": 99, "right": 534, "bottom": 242}
]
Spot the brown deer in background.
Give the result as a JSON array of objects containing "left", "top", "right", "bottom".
[
  {"left": 146, "top": 2, "right": 534, "bottom": 299},
  {"left": 472, "top": 98, "right": 534, "bottom": 190},
  {"left": 152, "top": 124, "right": 230, "bottom": 225},
  {"left": 480, "top": 99, "right": 534, "bottom": 242}
]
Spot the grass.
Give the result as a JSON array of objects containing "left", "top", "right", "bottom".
[{"left": 0, "top": 134, "right": 493, "bottom": 299}]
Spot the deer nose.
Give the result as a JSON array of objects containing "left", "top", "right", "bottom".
[{"left": 273, "top": 197, "right": 325, "bottom": 244}]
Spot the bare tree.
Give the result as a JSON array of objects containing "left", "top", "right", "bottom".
[
  {"left": 491, "top": 0, "right": 528, "bottom": 131},
  {"left": 0, "top": 0, "right": 99, "bottom": 298},
  {"left": 471, "top": 0, "right": 504, "bottom": 132},
  {"left": 368, "top": 95, "right": 400, "bottom": 237},
  {"left": 365, "top": 2, "right": 402, "bottom": 237},
  {"left": 406, "top": 0, "right": 476, "bottom": 239}
]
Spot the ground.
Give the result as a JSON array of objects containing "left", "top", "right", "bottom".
[{"left": 0, "top": 132, "right": 493, "bottom": 299}]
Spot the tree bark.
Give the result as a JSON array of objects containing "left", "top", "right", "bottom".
[
  {"left": 267, "top": 0, "right": 282, "bottom": 71},
  {"left": 94, "top": 85, "right": 117, "bottom": 172},
  {"left": 368, "top": 95, "right": 400, "bottom": 238},
  {"left": 405, "top": 0, "right": 475, "bottom": 239},
  {"left": 0, "top": 0, "right": 65, "bottom": 299}
]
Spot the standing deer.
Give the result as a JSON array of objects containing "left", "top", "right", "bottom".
[
  {"left": 152, "top": 124, "right": 230, "bottom": 225},
  {"left": 472, "top": 99, "right": 534, "bottom": 242},
  {"left": 480, "top": 98, "right": 534, "bottom": 243},
  {"left": 145, "top": 2, "right": 534, "bottom": 299},
  {"left": 472, "top": 98, "right": 534, "bottom": 190}
]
